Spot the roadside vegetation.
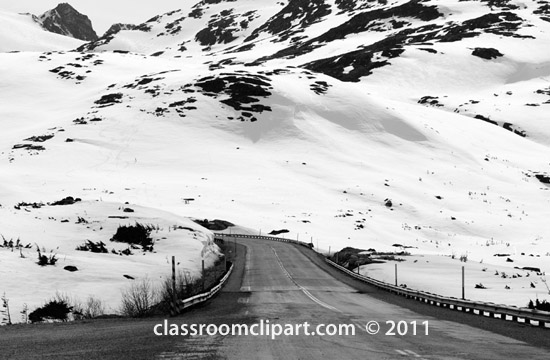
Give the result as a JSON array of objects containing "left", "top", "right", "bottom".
[{"left": 329, "top": 246, "right": 410, "bottom": 270}]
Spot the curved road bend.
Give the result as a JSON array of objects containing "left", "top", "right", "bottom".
[
  {"left": 1, "top": 237, "right": 548, "bottom": 359},
  {"left": 160, "top": 236, "right": 550, "bottom": 359}
]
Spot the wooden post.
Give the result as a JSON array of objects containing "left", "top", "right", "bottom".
[
  {"left": 202, "top": 259, "right": 205, "bottom": 292},
  {"left": 395, "top": 264, "right": 398, "bottom": 286},
  {"left": 462, "top": 266, "right": 465, "bottom": 300},
  {"left": 171, "top": 256, "right": 177, "bottom": 316}
]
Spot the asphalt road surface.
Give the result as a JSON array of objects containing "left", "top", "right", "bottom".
[
  {"left": 1, "top": 236, "right": 548, "bottom": 359},
  {"left": 159, "top": 236, "right": 550, "bottom": 359}
]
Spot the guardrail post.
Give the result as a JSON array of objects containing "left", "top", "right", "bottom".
[{"left": 395, "top": 264, "right": 398, "bottom": 286}]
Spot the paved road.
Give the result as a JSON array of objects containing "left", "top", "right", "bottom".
[
  {"left": 1, "top": 236, "right": 548, "bottom": 359},
  {"left": 159, "top": 237, "right": 550, "bottom": 359}
]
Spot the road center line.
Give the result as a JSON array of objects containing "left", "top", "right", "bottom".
[
  {"left": 270, "top": 246, "right": 340, "bottom": 312},
  {"left": 240, "top": 243, "right": 252, "bottom": 292}
]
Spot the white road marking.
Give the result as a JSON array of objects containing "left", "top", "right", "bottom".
[
  {"left": 241, "top": 244, "right": 252, "bottom": 292},
  {"left": 353, "top": 320, "right": 367, "bottom": 333},
  {"left": 395, "top": 349, "right": 428, "bottom": 359},
  {"left": 405, "top": 349, "right": 421, "bottom": 357},
  {"left": 270, "top": 246, "right": 340, "bottom": 312}
]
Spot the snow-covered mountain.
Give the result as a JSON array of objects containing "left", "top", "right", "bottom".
[
  {"left": 1, "top": 0, "right": 550, "bottom": 320},
  {"left": 0, "top": 3, "right": 98, "bottom": 52},
  {"left": 0, "top": 10, "right": 84, "bottom": 52}
]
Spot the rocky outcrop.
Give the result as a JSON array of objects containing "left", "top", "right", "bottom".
[{"left": 38, "top": 3, "right": 98, "bottom": 41}]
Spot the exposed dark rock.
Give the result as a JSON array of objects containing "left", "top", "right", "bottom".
[
  {"left": 474, "top": 114, "right": 498, "bottom": 126},
  {"left": 50, "top": 196, "right": 81, "bottom": 206},
  {"left": 38, "top": 3, "right": 98, "bottom": 41},
  {"left": 103, "top": 23, "right": 152, "bottom": 38},
  {"left": 245, "top": 0, "right": 332, "bottom": 43},
  {"left": 535, "top": 173, "right": 550, "bottom": 184},
  {"left": 418, "top": 96, "right": 443, "bottom": 107},
  {"left": 479, "top": 0, "right": 519, "bottom": 10},
  {"left": 518, "top": 266, "right": 541, "bottom": 272},
  {"left": 300, "top": 9, "right": 527, "bottom": 81},
  {"left": 193, "top": 219, "right": 234, "bottom": 231},
  {"left": 24, "top": 135, "right": 54, "bottom": 142},
  {"left": 64, "top": 265, "right": 78, "bottom": 272},
  {"left": 195, "top": 73, "right": 273, "bottom": 116},
  {"left": 12, "top": 144, "right": 46, "bottom": 151},
  {"left": 14, "top": 202, "right": 44, "bottom": 210},
  {"left": 263, "top": 0, "right": 439, "bottom": 62},
  {"left": 94, "top": 93, "right": 123, "bottom": 107},
  {"left": 269, "top": 229, "right": 290, "bottom": 235},
  {"left": 439, "top": 12, "right": 530, "bottom": 42},
  {"left": 472, "top": 47, "right": 504, "bottom": 60},
  {"left": 310, "top": 81, "right": 331, "bottom": 95}
]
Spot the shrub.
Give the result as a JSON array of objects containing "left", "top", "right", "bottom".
[
  {"left": 111, "top": 223, "right": 154, "bottom": 251},
  {"left": 36, "top": 246, "right": 57, "bottom": 266},
  {"left": 76, "top": 240, "right": 108, "bottom": 253},
  {"left": 159, "top": 270, "right": 201, "bottom": 311},
  {"left": 528, "top": 299, "right": 550, "bottom": 312},
  {"left": 29, "top": 300, "right": 72, "bottom": 323},
  {"left": 119, "top": 277, "right": 158, "bottom": 317},
  {"left": 82, "top": 296, "right": 106, "bottom": 319},
  {"left": 1, "top": 293, "right": 11, "bottom": 325}
]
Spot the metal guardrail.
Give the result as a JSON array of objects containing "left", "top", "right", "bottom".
[
  {"left": 215, "top": 233, "right": 313, "bottom": 248},
  {"left": 175, "top": 262, "right": 234, "bottom": 313},
  {"left": 215, "top": 233, "right": 550, "bottom": 328}
]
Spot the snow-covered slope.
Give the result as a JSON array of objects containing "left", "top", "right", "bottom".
[
  {"left": 0, "top": 10, "right": 84, "bottom": 52},
  {"left": 1, "top": 0, "right": 550, "bottom": 321}
]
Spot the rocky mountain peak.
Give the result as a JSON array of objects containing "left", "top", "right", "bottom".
[{"left": 38, "top": 2, "right": 98, "bottom": 41}]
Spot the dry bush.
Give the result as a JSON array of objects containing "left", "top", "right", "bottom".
[{"left": 119, "top": 277, "right": 158, "bottom": 317}]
